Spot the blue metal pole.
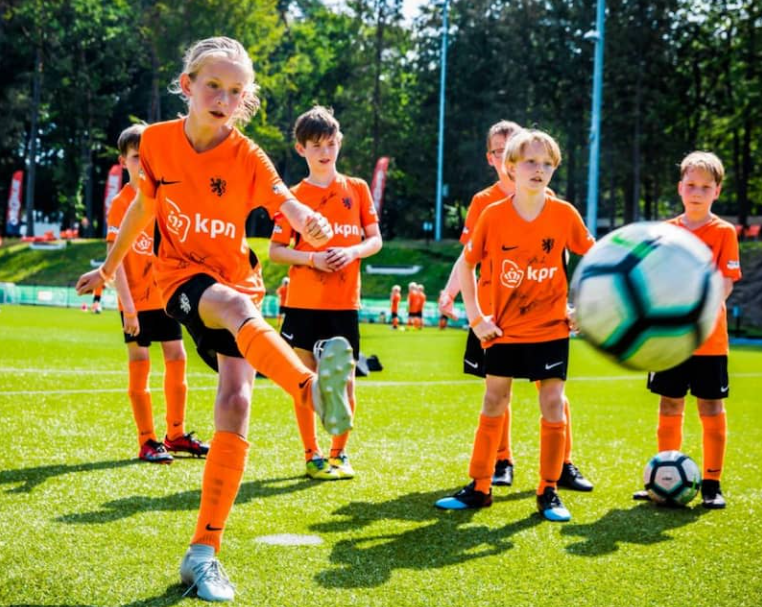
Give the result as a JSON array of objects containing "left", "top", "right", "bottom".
[
  {"left": 434, "top": 0, "right": 449, "bottom": 242},
  {"left": 586, "top": 0, "right": 605, "bottom": 237}
]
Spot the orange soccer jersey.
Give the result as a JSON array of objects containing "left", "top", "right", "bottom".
[
  {"left": 465, "top": 195, "right": 594, "bottom": 344},
  {"left": 107, "top": 183, "right": 164, "bottom": 312},
  {"left": 667, "top": 215, "right": 742, "bottom": 355},
  {"left": 138, "top": 119, "right": 293, "bottom": 306},
  {"left": 390, "top": 291, "right": 400, "bottom": 313},
  {"left": 270, "top": 174, "right": 378, "bottom": 310}
]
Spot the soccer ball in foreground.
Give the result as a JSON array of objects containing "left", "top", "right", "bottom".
[
  {"left": 570, "top": 222, "right": 723, "bottom": 371},
  {"left": 643, "top": 450, "right": 701, "bottom": 505}
]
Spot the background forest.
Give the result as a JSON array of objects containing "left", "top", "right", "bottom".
[{"left": 0, "top": 0, "right": 760, "bottom": 239}]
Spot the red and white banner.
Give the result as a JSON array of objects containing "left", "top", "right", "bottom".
[
  {"left": 370, "top": 156, "right": 390, "bottom": 216},
  {"left": 5, "top": 170, "right": 23, "bottom": 235},
  {"left": 102, "top": 164, "right": 123, "bottom": 224}
]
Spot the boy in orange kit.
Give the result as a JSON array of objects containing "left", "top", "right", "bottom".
[
  {"left": 77, "top": 38, "right": 353, "bottom": 602},
  {"left": 635, "top": 151, "right": 741, "bottom": 509},
  {"left": 107, "top": 123, "right": 207, "bottom": 464},
  {"left": 390, "top": 284, "right": 401, "bottom": 329},
  {"left": 435, "top": 130, "right": 594, "bottom": 522},
  {"left": 269, "top": 106, "right": 382, "bottom": 481},
  {"left": 438, "top": 121, "right": 592, "bottom": 491}
]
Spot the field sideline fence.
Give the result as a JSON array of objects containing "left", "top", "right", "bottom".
[{"left": 0, "top": 282, "right": 467, "bottom": 327}]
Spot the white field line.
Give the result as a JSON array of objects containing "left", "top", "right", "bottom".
[{"left": 1, "top": 372, "right": 761, "bottom": 397}]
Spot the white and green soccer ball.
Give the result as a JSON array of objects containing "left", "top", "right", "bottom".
[
  {"left": 570, "top": 222, "right": 723, "bottom": 371},
  {"left": 643, "top": 450, "right": 701, "bottom": 506}
]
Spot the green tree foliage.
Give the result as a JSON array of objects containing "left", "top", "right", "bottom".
[{"left": 1, "top": 0, "right": 760, "bottom": 239}]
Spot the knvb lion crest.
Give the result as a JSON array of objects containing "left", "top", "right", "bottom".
[{"left": 210, "top": 177, "right": 227, "bottom": 197}]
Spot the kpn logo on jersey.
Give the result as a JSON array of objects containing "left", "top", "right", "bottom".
[
  {"left": 500, "top": 259, "right": 557, "bottom": 289},
  {"left": 166, "top": 198, "right": 236, "bottom": 243},
  {"left": 132, "top": 231, "right": 153, "bottom": 256}
]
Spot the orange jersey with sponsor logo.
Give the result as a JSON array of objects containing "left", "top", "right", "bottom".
[
  {"left": 107, "top": 183, "right": 164, "bottom": 312},
  {"left": 667, "top": 214, "right": 741, "bottom": 355},
  {"left": 465, "top": 195, "right": 594, "bottom": 344},
  {"left": 138, "top": 119, "right": 293, "bottom": 305},
  {"left": 276, "top": 284, "right": 288, "bottom": 307},
  {"left": 390, "top": 291, "right": 401, "bottom": 313},
  {"left": 270, "top": 174, "right": 378, "bottom": 310}
]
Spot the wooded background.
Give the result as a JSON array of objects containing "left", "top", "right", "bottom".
[{"left": 1, "top": 0, "right": 759, "bottom": 239}]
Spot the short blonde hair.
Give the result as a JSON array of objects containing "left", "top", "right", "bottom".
[
  {"left": 680, "top": 151, "right": 724, "bottom": 185},
  {"left": 170, "top": 37, "right": 260, "bottom": 125},
  {"left": 504, "top": 129, "right": 562, "bottom": 168},
  {"left": 486, "top": 120, "right": 523, "bottom": 152}
]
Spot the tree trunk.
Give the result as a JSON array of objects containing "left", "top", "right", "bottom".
[
  {"left": 25, "top": 46, "right": 43, "bottom": 237},
  {"left": 372, "top": 0, "right": 386, "bottom": 163}
]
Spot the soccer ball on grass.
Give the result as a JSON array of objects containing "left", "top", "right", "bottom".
[
  {"left": 643, "top": 450, "right": 701, "bottom": 506},
  {"left": 570, "top": 222, "right": 723, "bottom": 371}
]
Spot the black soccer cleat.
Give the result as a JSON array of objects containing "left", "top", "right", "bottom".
[
  {"left": 435, "top": 481, "right": 493, "bottom": 510},
  {"left": 557, "top": 462, "right": 594, "bottom": 492},
  {"left": 701, "top": 479, "right": 726, "bottom": 509},
  {"left": 492, "top": 459, "right": 514, "bottom": 487}
]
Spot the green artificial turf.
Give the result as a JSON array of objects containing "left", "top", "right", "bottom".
[{"left": 0, "top": 304, "right": 760, "bottom": 606}]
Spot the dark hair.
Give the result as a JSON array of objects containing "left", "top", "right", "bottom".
[
  {"left": 293, "top": 106, "right": 342, "bottom": 145},
  {"left": 117, "top": 124, "right": 146, "bottom": 156}
]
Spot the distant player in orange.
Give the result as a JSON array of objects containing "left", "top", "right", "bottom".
[
  {"left": 408, "top": 282, "right": 424, "bottom": 329},
  {"left": 76, "top": 37, "right": 353, "bottom": 602},
  {"left": 435, "top": 130, "right": 594, "bottom": 522},
  {"left": 275, "top": 276, "right": 289, "bottom": 328},
  {"left": 107, "top": 123, "right": 208, "bottom": 464},
  {"left": 634, "top": 151, "right": 741, "bottom": 509},
  {"left": 437, "top": 120, "right": 592, "bottom": 492},
  {"left": 269, "top": 105, "right": 382, "bottom": 481},
  {"left": 90, "top": 286, "right": 103, "bottom": 313},
  {"left": 390, "top": 284, "right": 401, "bottom": 329}
]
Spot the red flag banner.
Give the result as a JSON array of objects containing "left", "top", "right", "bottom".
[
  {"left": 370, "top": 156, "right": 390, "bottom": 216},
  {"left": 5, "top": 170, "right": 23, "bottom": 236},
  {"left": 103, "top": 164, "right": 123, "bottom": 227}
]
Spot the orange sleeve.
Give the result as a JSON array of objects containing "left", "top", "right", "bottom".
[
  {"left": 271, "top": 212, "right": 295, "bottom": 246},
  {"left": 138, "top": 130, "right": 158, "bottom": 200},
  {"left": 717, "top": 225, "right": 742, "bottom": 282},
  {"left": 460, "top": 194, "right": 482, "bottom": 245},
  {"left": 106, "top": 190, "right": 127, "bottom": 244},
  {"left": 250, "top": 147, "right": 294, "bottom": 218},
  {"left": 355, "top": 179, "right": 379, "bottom": 228},
  {"left": 464, "top": 209, "right": 489, "bottom": 266},
  {"left": 566, "top": 204, "right": 595, "bottom": 255}
]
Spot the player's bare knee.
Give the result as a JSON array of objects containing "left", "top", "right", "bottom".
[
  {"left": 215, "top": 390, "right": 251, "bottom": 420},
  {"left": 697, "top": 399, "right": 724, "bottom": 416},
  {"left": 659, "top": 396, "right": 685, "bottom": 416}
]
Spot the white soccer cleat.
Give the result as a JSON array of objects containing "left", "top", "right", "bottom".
[
  {"left": 312, "top": 337, "right": 354, "bottom": 436},
  {"left": 180, "top": 545, "right": 235, "bottom": 602}
]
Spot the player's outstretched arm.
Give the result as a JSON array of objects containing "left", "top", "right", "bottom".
[
  {"left": 76, "top": 192, "right": 156, "bottom": 295},
  {"left": 280, "top": 199, "right": 333, "bottom": 247},
  {"left": 107, "top": 242, "right": 140, "bottom": 336},
  {"left": 324, "top": 224, "right": 382, "bottom": 271}
]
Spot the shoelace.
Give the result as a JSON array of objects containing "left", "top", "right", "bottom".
[
  {"left": 182, "top": 558, "right": 234, "bottom": 598},
  {"left": 565, "top": 463, "right": 581, "bottom": 478}
]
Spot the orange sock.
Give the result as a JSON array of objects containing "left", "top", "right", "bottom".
[
  {"left": 495, "top": 408, "right": 512, "bottom": 462},
  {"left": 469, "top": 414, "right": 503, "bottom": 493},
  {"left": 164, "top": 358, "right": 187, "bottom": 440},
  {"left": 538, "top": 418, "right": 566, "bottom": 494},
  {"left": 392, "top": 317, "right": 399, "bottom": 329},
  {"left": 330, "top": 396, "right": 356, "bottom": 456},
  {"left": 294, "top": 398, "right": 319, "bottom": 461},
  {"left": 191, "top": 431, "right": 249, "bottom": 552},
  {"left": 563, "top": 397, "right": 573, "bottom": 463},
  {"left": 128, "top": 359, "right": 155, "bottom": 446},
  {"left": 657, "top": 413, "right": 683, "bottom": 451},
  {"left": 236, "top": 318, "right": 312, "bottom": 405},
  {"left": 700, "top": 412, "right": 726, "bottom": 481}
]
